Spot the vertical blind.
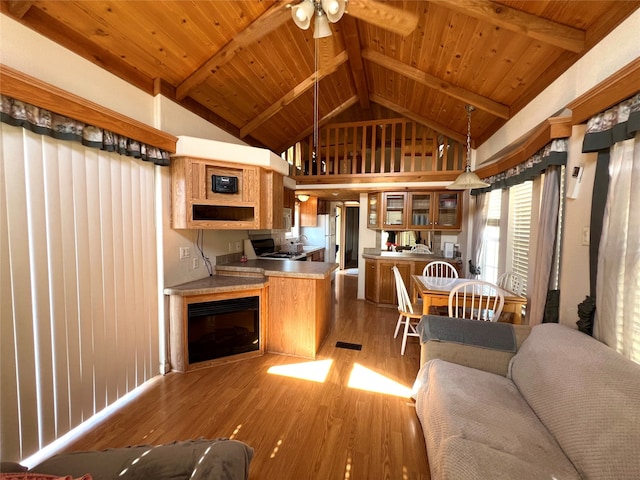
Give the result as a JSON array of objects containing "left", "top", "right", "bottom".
[
  {"left": 508, "top": 181, "right": 533, "bottom": 295},
  {"left": 1, "top": 123, "right": 159, "bottom": 461}
]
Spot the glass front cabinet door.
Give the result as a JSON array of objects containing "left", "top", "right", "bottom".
[
  {"left": 434, "top": 192, "right": 462, "bottom": 230},
  {"left": 382, "top": 193, "right": 407, "bottom": 229},
  {"left": 408, "top": 193, "right": 433, "bottom": 229},
  {"left": 367, "top": 193, "right": 381, "bottom": 229}
]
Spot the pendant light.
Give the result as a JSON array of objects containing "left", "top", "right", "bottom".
[{"left": 446, "top": 105, "right": 489, "bottom": 190}]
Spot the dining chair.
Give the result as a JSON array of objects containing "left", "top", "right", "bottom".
[
  {"left": 392, "top": 266, "right": 422, "bottom": 355},
  {"left": 422, "top": 260, "right": 459, "bottom": 278},
  {"left": 448, "top": 280, "right": 505, "bottom": 322},
  {"left": 497, "top": 271, "right": 526, "bottom": 296}
]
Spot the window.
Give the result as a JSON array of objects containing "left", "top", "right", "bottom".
[
  {"left": 508, "top": 181, "right": 533, "bottom": 295},
  {"left": 480, "top": 189, "right": 502, "bottom": 284}
]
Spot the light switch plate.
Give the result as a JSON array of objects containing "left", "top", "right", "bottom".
[{"left": 581, "top": 226, "right": 590, "bottom": 246}]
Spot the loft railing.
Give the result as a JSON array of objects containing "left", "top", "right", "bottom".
[{"left": 284, "top": 118, "right": 465, "bottom": 182}]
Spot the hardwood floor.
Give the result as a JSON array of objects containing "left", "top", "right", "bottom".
[{"left": 62, "top": 271, "right": 430, "bottom": 479}]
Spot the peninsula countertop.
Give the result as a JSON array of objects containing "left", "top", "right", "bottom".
[
  {"left": 216, "top": 259, "right": 338, "bottom": 279},
  {"left": 361, "top": 250, "right": 462, "bottom": 262}
]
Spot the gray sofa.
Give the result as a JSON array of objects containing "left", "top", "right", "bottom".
[
  {"left": 412, "top": 316, "right": 640, "bottom": 480},
  {"left": 2, "top": 438, "right": 253, "bottom": 480}
]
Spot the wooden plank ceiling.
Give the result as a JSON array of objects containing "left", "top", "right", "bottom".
[{"left": 2, "top": 0, "right": 639, "bottom": 156}]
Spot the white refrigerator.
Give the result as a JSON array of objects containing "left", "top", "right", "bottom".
[{"left": 302, "top": 212, "right": 336, "bottom": 263}]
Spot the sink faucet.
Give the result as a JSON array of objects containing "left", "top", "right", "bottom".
[{"left": 298, "top": 234, "right": 308, "bottom": 243}]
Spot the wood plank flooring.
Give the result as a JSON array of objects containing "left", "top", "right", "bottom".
[{"left": 61, "top": 271, "right": 430, "bottom": 479}]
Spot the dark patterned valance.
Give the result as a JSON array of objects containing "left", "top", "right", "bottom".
[
  {"left": 582, "top": 92, "right": 640, "bottom": 153},
  {"left": 1, "top": 95, "right": 170, "bottom": 166},
  {"left": 471, "top": 138, "right": 568, "bottom": 195}
]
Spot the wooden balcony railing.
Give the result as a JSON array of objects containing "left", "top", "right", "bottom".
[{"left": 285, "top": 118, "right": 465, "bottom": 183}]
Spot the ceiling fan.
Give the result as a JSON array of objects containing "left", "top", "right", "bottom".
[{"left": 290, "top": 0, "right": 419, "bottom": 38}]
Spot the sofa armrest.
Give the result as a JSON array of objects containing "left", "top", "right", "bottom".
[{"left": 417, "top": 315, "right": 532, "bottom": 377}]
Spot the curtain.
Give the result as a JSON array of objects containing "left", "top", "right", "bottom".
[
  {"left": 470, "top": 192, "right": 489, "bottom": 276},
  {"left": 593, "top": 134, "right": 640, "bottom": 361},
  {"left": 528, "top": 166, "right": 561, "bottom": 326},
  {"left": 0, "top": 123, "right": 160, "bottom": 461},
  {"left": 1, "top": 95, "right": 170, "bottom": 166},
  {"left": 582, "top": 92, "right": 640, "bottom": 361}
]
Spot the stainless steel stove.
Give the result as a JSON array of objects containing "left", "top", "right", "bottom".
[{"left": 250, "top": 238, "right": 306, "bottom": 261}]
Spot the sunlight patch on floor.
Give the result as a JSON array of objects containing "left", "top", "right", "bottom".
[
  {"left": 267, "top": 359, "right": 333, "bottom": 383},
  {"left": 347, "top": 363, "right": 413, "bottom": 398}
]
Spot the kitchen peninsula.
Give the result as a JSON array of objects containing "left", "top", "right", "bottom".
[
  {"left": 165, "top": 260, "right": 337, "bottom": 372},
  {"left": 363, "top": 250, "right": 462, "bottom": 307}
]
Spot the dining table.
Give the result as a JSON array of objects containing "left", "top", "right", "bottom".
[{"left": 411, "top": 275, "right": 527, "bottom": 324}]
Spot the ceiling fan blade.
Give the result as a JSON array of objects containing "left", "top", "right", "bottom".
[{"left": 346, "top": 0, "right": 419, "bottom": 36}]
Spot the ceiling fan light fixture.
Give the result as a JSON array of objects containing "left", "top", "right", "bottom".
[
  {"left": 447, "top": 105, "right": 489, "bottom": 190},
  {"left": 313, "top": 11, "right": 333, "bottom": 38},
  {"left": 292, "top": 0, "right": 314, "bottom": 30},
  {"left": 321, "top": 0, "right": 346, "bottom": 23}
]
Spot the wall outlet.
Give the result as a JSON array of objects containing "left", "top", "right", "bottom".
[
  {"left": 235, "top": 241, "right": 241, "bottom": 252},
  {"left": 179, "top": 247, "right": 190, "bottom": 259}
]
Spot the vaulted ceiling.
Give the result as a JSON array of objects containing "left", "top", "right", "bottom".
[{"left": 2, "top": 0, "right": 638, "bottom": 155}]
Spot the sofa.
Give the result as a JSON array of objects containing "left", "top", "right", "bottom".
[
  {"left": 0, "top": 438, "right": 253, "bottom": 480},
  {"left": 412, "top": 315, "right": 640, "bottom": 480}
]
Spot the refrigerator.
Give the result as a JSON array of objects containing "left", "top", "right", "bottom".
[{"left": 302, "top": 210, "right": 337, "bottom": 263}]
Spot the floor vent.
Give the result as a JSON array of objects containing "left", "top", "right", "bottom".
[{"left": 335, "top": 341, "right": 362, "bottom": 351}]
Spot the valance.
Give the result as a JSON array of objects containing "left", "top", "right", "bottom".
[
  {"left": 471, "top": 138, "right": 568, "bottom": 195},
  {"left": 582, "top": 92, "right": 640, "bottom": 152},
  {"left": 1, "top": 94, "right": 171, "bottom": 166}
]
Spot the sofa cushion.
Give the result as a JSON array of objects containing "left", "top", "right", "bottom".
[
  {"left": 413, "top": 359, "right": 580, "bottom": 480},
  {"left": 510, "top": 324, "right": 640, "bottom": 480},
  {"left": 31, "top": 439, "right": 253, "bottom": 480}
]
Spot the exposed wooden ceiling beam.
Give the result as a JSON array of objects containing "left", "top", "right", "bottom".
[
  {"left": 176, "top": 1, "right": 289, "bottom": 101},
  {"left": 346, "top": 0, "right": 420, "bottom": 36},
  {"left": 362, "top": 49, "right": 510, "bottom": 119},
  {"left": 341, "top": 15, "right": 371, "bottom": 110},
  {"left": 429, "top": 0, "right": 585, "bottom": 53},
  {"left": 277, "top": 95, "right": 359, "bottom": 154},
  {"left": 240, "top": 50, "right": 349, "bottom": 139},
  {"left": 4, "top": 1, "right": 34, "bottom": 18},
  {"left": 371, "top": 94, "right": 467, "bottom": 144}
]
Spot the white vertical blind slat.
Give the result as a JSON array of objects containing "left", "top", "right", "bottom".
[
  {"left": 1, "top": 124, "right": 159, "bottom": 461},
  {"left": 1, "top": 125, "right": 21, "bottom": 461}
]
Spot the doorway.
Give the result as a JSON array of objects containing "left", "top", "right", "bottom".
[{"left": 344, "top": 206, "right": 359, "bottom": 269}]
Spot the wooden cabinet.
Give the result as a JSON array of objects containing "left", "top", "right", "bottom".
[
  {"left": 364, "top": 257, "right": 411, "bottom": 306},
  {"left": 367, "top": 193, "right": 381, "bottom": 229},
  {"left": 171, "top": 156, "right": 285, "bottom": 230},
  {"left": 299, "top": 196, "right": 318, "bottom": 227},
  {"left": 283, "top": 188, "right": 296, "bottom": 209},
  {"left": 382, "top": 193, "right": 407, "bottom": 229},
  {"left": 368, "top": 190, "right": 462, "bottom": 231},
  {"left": 317, "top": 199, "right": 330, "bottom": 215},
  {"left": 364, "top": 259, "right": 377, "bottom": 302},
  {"left": 307, "top": 249, "right": 325, "bottom": 262},
  {"left": 364, "top": 256, "right": 462, "bottom": 306}
]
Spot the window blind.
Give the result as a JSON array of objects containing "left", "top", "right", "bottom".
[
  {"left": 509, "top": 182, "right": 533, "bottom": 295},
  {"left": 0, "top": 123, "right": 159, "bottom": 461}
]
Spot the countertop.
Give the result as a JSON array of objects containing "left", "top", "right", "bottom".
[
  {"left": 361, "top": 250, "right": 462, "bottom": 262},
  {"left": 164, "top": 275, "right": 268, "bottom": 296},
  {"left": 216, "top": 259, "right": 338, "bottom": 279}
]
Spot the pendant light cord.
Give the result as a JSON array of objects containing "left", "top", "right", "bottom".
[
  {"left": 313, "top": 37, "right": 319, "bottom": 161},
  {"left": 466, "top": 105, "right": 474, "bottom": 172}
]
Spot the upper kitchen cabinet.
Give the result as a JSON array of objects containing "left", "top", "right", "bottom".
[
  {"left": 382, "top": 193, "right": 407, "bottom": 230},
  {"left": 367, "top": 193, "right": 381, "bottom": 229},
  {"left": 369, "top": 191, "right": 463, "bottom": 231},
  {"left": 299, "top": 196, "right": 319, "bottom": 227},
  {"left": 171, "top": 156, "right": 284, "bottom": 230},
  {"left": 433, "top": 192, "right": 462, "bottom": 230},
  {"left": 170, "top": 136, "right": 291, "bottom": 230}
]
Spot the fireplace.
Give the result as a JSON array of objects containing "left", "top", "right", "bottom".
[{"left": 187, "top": 296, "right": 260, "bottom": 364}]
